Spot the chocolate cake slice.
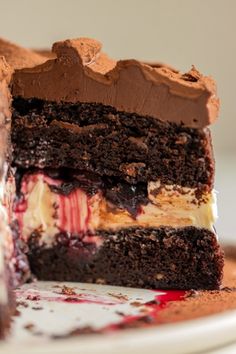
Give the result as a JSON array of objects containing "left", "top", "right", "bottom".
[{"left": 10, "top": 38, "right": 223, "bottom": 289}]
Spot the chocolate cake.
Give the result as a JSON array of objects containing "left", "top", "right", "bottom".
[{"left": 6, "top": 37, "right": 223, "bottom": 290}]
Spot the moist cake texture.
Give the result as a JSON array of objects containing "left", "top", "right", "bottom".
[
  {"left": 27, "top": 227, "right": 223, "bottom": 289},
  {"left": 8, "top": 37, "right": 223, "bottom": 290}
]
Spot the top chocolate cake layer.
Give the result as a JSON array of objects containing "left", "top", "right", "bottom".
[
  {"left": 0, "top": 38, "right": 48, "bottom": 70},
  {"left": 12, "top": 38, "right": 219, "bottom": 128}
]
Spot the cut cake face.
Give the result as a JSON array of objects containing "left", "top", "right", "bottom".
[{"left": 9, "top": 37, "right": 223, "bottom": 289}]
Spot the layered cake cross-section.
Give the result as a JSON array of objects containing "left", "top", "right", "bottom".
[{"left": 9, "top": 38, "right": 223, "bottom": 289}]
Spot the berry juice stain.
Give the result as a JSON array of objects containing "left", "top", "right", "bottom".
[
  {"left": 105, "top": 290, "right": 186, "bottom": 331},
  {"left": 16, "top": 288, "right": 187, "bottom": 334}
]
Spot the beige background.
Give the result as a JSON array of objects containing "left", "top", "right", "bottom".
[{"left": 0, "top": 0, "right": 235, "bottom": 238}]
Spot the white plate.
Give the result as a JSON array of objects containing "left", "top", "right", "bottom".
[{"left": 0, "top": 279, "right": 236, "bottom": 354}]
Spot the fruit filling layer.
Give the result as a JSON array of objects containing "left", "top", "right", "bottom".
[{"left": 13, "top": 172, "right": 217, "bottom": 247}]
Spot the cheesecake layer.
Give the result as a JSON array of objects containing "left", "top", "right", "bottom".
[
  {"left": 14, "top": 171, "right": 217, "bottom": 247},
  {"left": 27, "top": 226, "right": 224, "bottom": 290}
]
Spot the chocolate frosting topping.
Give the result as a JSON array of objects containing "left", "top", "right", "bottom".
[
  {"left": 0, "top": 55, "right": 11, "bottom": 84},
  {"left": 12, "top": 38, "right": 219, "bottom": 127},
  {"left": 0, "top": 56, "right": 12, "bottom": 124},
  {"left": 0, "top": 37, "right": 48, "bottom": 70}
]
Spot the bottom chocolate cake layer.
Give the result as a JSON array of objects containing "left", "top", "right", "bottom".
[{"left": 28, "top": 227, "right": 224, "bottom": 290}]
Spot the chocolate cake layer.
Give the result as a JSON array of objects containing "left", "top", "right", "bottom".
[
  {"left": 27, "top": 227, "right": 223, "bottom": 290},
  {"left": 0, "top": 37, "right": 47, "bottom": 70},
  {"left": 12, "top": 98, "right": 214, "bottom": 189}
]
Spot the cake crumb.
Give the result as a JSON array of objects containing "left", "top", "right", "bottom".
[
  {"left": 130, "top": 301, "right": 142, "bottom": 307},
  {"left": 24, "top": 323, "right": 35, "bottom": 331},
  {"left": 156, "top": 273, "right": 164, "bottom": 280},
  {"left": 17, "top": 300, "right": 29, "bottom": 308},
  {"left": 108, "top": 293, "right": 128, "bottom": 301},
  {"left": 32, "top": 306, "right": 43, "bottom": 310},
  {"left": 26, "top": 294, "right": 40, "bottom": 301},
  {"left": 60, "top": 285, "right": 77, "bottom": 296}
]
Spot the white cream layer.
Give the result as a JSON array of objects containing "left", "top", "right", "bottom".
[{"left": 14, "top": 173, "right": 217, "bottom": 247}]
